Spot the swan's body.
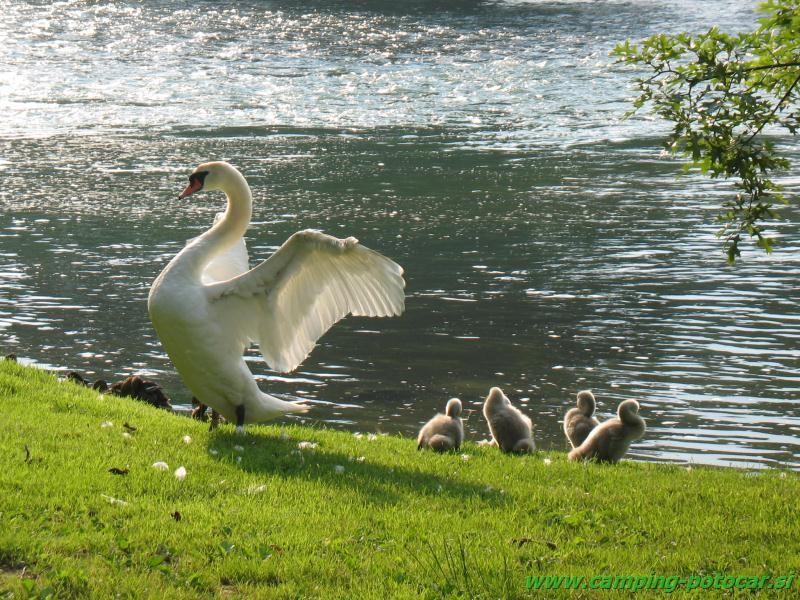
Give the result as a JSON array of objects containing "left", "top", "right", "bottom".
[
  {"left": 568, "top": 400, "right": 645, "bottom": 463},
  {"left": 563, "top": 390, "right": 600, "bottom": 448},
  {"left": 148, "top": 162, "right": 405, "bottom": 430},
  {"left": 482, "top": 387, "right": 535, "bottom": 453},
  {"left": 417, "top": 398, "right": 464, "bottom": 452}
]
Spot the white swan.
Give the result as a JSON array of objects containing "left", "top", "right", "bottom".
[{"left": 148, "top": 161, "right": 406, "bottom": 433}]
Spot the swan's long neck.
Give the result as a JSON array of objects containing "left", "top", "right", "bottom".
[{"left": 184, "top": 169, "right": 252, "bottom": 277}]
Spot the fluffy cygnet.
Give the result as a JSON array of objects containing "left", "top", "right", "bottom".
[
  {"left": 417, "top": 398, "right": 464, "bottom": 452},
  {"left": 482, "top": 387, "right": 535, "bottom": 454}
]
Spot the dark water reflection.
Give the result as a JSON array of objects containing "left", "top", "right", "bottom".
[{"left": 0, "top": 0, "right": 798, "bottom": 469}]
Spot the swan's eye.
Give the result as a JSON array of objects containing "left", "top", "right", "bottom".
[{"left": 189, "top": 170, "right": 209, "bottom": 187}]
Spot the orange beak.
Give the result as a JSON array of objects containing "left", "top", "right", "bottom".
[{"left": 178, "top": 179, "right": 203, "bottom": 200}]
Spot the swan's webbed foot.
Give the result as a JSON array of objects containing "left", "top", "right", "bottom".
[{"left": 235, "top": 404, "right": 246, "bottom": 435}]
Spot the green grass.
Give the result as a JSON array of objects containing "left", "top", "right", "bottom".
[{"left": 0, "top": 360, "right": 798, "bottom": 598}]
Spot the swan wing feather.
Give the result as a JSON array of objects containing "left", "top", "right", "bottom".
[{"left": 205, "top": 229, "right": 405, "bottom": 373}]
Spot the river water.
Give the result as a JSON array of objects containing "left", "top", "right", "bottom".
[{"left": 1, "top": 0, "right": 798, "bottom": 469}]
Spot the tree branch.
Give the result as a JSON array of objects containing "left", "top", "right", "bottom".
[
  {"left": 744, "top": 71, "right": 800, "bottom": 143},
  {"left": 742, "top": 61, "right": 800, "bottom": 72}
]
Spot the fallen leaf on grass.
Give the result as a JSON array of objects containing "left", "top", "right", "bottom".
[
  {"left": 171, "top": 511, "right": 181, "bottom": 521},
  {"left": 123, "top": 422, "right": 137, "bottom": 432},
  {"left": 108, "top": 467, "right": 129, "bottom": 476}
]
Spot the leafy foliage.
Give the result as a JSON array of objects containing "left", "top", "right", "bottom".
[{"left": 614, "top": 0, "right": 800, "bottom": 262}]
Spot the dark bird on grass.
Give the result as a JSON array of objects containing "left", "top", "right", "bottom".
[
  {"left": 109, "top": 375, "right": 172, "bottom": 410},
  {"left": 191, "top": 398, "right": 223, "bottom": 430},
  {"left": 66, "top": 371, "right": 90, "bottom": 386}
]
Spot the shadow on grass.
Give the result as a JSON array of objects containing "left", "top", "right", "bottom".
[{"left": 207, "top": 428, "right": 507, "bottom": 506}]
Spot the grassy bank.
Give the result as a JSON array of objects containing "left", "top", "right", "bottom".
[{"left": 0, "top": 361, "right": 798, "bottom": 598}]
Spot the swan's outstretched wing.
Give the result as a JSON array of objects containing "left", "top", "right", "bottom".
[
  {"left": 193, "top": 213, "right": 250, "bottom": 284},
  {"left": 204, "top": 229, "right": 405, "bottom": 373}
]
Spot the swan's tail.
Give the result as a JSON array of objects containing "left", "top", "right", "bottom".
[{"left": 250, "top": 392, "right": 310, "bottom": 422}]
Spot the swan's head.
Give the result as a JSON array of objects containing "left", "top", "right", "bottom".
[
  {"left": 576, "top": 390, "right": 596, "bottom": 415},
  {"left": 445, "top": 397, "right": 462, "bottom": 418},
  {"left": 178, "top": 161, "right": 240, "bottom": 199}
]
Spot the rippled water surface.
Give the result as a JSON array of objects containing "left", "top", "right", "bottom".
[{"left": 1, "top": 0, "right": 798, "bottom": 469}]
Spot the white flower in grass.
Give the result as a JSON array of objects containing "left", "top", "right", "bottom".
[
  {"left": 101, "top": 421, "right": 113, "bottom": 428},
  {"left": 182, "top": 435, "right": 192, "bottom": 445},
  {"left": 353, "top": 432, "right": 363, "bottom": 439},
  {"left": 209, "top": 448, "right": 219, "bottom": 456},
  {"left": 461, "top": 454, "right": 471, "bottom": 461},
  {"left": 543, "top": 458, "right": 553, "bottom": 466},
  {"left": 297, "top": 441, "right": 318, "bottom": 450},
  {"left": 236, "top": 456, "right": 242, "bottom": 463},
  {"left": 101, "top": 494, "right": 128, "bottom": 507},
  {"left": 247, "top": 484, "right": 267, "bottom": 495},
  {"left": 233, "top": 445, "right": 245, "bottom": 453},
  {"left": 334, "top": 465, "right": 345, "bottom": 474},
  {"left": 356, "top": 456, "right": 366, "bottom": 463},
  {"left": 367, "top": 434, "right": 377, "bottom": 442},
  {"left": 122, "top": 432, "right": 132, "bottom": 440},
  {"left": 174, "top": 466, "right": 187, "bottom": 481},
  {"left": 152, "top": 461, "right": 169, "bottom": 471}
]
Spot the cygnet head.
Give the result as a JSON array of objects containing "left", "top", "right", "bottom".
[
  {"left": 484, "top": 387, "right": 508, "bottom": 411},
  {"left": 445, "top": 398, "right": 462, "bottom": 418},
  {"left": 178, "top": 161, "right": 242, "bottom": 199},
  {"left": 618, "top": 399, "right": 640, "bottom": 421},
  {"left": 576, "top": 390, "right": 596, "bottom": 416}
]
